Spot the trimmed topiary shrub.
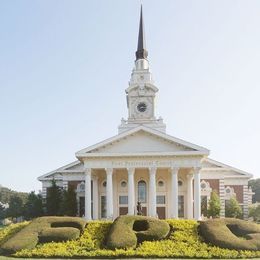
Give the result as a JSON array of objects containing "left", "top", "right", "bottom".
[
  {"left": 8, "top": 219, "right": 260, "bottom": 259},
  {"left": 0, "top": 222, "right": 29, "bottom": 247},
  {"left": 199, "top": 218, "right": 260, "bottom": 251},
  {"left": 39, "top": 227, "right": 80, "bottom": 243},
  {"left": 0, "top": 216, "right": 86, "bottom": 254},
  {"left": 106, "top": 215, "right": 170, "bottom": 249}
]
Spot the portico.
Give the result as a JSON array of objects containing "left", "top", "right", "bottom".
[{"left": 79, "top": 149, "right": 204, "bottom": 221}]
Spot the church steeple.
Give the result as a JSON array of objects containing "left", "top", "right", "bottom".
[
  {"left": 135, "top": 5, "right": 148, "bottom": 60},
  {"left": 118, "top": 6, "right": 166, "bottom": 134}
]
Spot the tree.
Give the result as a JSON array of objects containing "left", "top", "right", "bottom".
[
  {"left": 24, "top": 191, "right": 44, "bottom": 219},
  {"left": 249, "top": 204, "right": 260, "bottom": 222},
  {"left": 60, "top": 186, "right": 77, "bottom": 216},
  {"left": 207, "top": 191, "right": 221, "bottom": 218},
  {"left": 6, "top": 195, "right": 24, "bottom": 218},
  {"left": 0, "top": 185, "right": 28, "bottom": 204},
  {"left": 225, "top": 196, "right": 242, "bottom": 218},
  {"left": 0, "top": 203, "right": 6, "bottom": 220},
  {"left": 249, "top": 178, "right": 260, "bottom": 203},
  {"left": 46, "top": 179, "right": 62, "bottom": 216},
  {"left": 201, "top": 196, "right": 208, "bottom": 217}
]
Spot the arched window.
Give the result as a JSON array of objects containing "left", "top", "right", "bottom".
[{"left": 138, "top": 180, "right": 147, "bottom": 203}]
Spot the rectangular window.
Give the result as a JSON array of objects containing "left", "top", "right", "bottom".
[
  {"left": 178, "top": 195, "right": 184, "bottom": 218},
  {"left": 119, "top": 195, "right": 128, "bottom": 205},
  {"left": 156, "top": 195, "right": 166, "bottom": 204},
  {"left": 101, "top": 195, "right": 106, "bottom": 218}
]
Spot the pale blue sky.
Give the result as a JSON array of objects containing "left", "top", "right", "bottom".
[{"left": 0, "top": 0, "right": 260, "bottom": 192}]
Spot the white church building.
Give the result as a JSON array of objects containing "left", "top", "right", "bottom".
[{"left": 38, "top": 8, "right": 254, "bottom": 220}]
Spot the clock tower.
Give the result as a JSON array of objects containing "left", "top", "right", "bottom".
[{"left": 118, "top": 6, "right": 166, "bottom": 133}]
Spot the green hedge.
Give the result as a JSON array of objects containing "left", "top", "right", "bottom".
[
  {"left": 0, "top": 216, "right": 86, "bottom": 254},
  {"left": 0, "top": 222, "right": 29, "bottom": 247},
  {"left": 39, "top": 227, "right": 80, "bottom": 243},
  {"left": 106, "top": 215, "right": 170, "bottom": 249},
  {"left": 1, "top": 218, "right": 260, "bottom": 258},
  {"left": 199, "top": 218, "right": 260, "bottom": 251}
]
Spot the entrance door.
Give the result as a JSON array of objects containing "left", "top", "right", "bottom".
[
  {"left": 157, "top": 207, "right": 166, "bottom": 219},
  {"left": 119, "top": 195, "right": 128, "bottom": 215},
  {"left": 156, "top": 195, "right": 166, "bottom": 219},
  {"left": 119, "top": 207, "right": 128, "bottom": 215},
  {"left": 137, "top": 180, "right": 147, "bottom": 216}
]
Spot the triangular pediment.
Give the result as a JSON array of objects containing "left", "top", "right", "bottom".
[
  {"left": 202, "top": 158, "right": 253, "bottom": 177},
  {"left": 76, "top": 126, "right": 209, "bottom": 157},
  {"left": 38, "top": 161, "right": 84, "bottom": 181}
]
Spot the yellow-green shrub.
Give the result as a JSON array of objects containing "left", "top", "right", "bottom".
[
  {"left": 0, "top": 216, "right": 86, "bottom": 254},
  {"left": 199, "top": 218, "right": 260, "bottom": 250},
  {"left": 10, "top": 219, "right": 260, "bottom": 259},
  {"left": 106, "top": 216, "right": 170, "bottom": 249},
  {"left": 0, "top": 222, "right": 29, "bottom": 247}
]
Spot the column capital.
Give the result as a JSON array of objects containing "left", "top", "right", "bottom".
[
  {"left": 92, "top": 174, "right": 99, "bottom": 181},
  {"left": 193, "top": 167, "right": 201, "bottom": 174},
  {"left": 186, "top": 173, "right": 194, "bottom": 180},
  {"left": 127, "top": 168, "right": 135, "bottom": 175},
  {"left": 170, "top": 167, "right": 179, "bottom": 175},
  {"left": 85, "top": 168, "right": 91, "bottom": 176},
  {"left": 105, "top": 168, "right": 113, "bottom": 175}
]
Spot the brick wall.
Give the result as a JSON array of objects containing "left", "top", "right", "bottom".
[
  {"left": 203, "top": 179, "right": 220, "bottom": 194},
  {"left": 228, "top": 185, "right": 243, "bottom": 203}
]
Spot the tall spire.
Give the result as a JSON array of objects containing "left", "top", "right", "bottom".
[{"left": 135, "top": 5, "right": 148, "bottom": 60}]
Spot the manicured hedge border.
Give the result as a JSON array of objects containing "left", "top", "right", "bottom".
[
  {"left": 106, "top": 215, "right": 170, "bottom": 249},
  {"left": 0, "top": 217, "right": 86, "bottom": 254},
  {"left": 199, "top": 218, "right": 260, "bottom": 250},
  {"left": 9, "top": 219, "right": 260, "bottom": 259}
]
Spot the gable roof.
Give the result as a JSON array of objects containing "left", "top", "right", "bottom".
[
  {"left": 202, "top": 158, "right": 253, "bottom": 178},
  {"left": 37, "top": 161, "right": 83, "bottom": 181},
  {"left": 75, "top": 125, "right": 210, "bottom": 158}
]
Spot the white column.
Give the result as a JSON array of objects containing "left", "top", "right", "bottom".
[
  {"left": 194, "top": 167, "right": 201, "bottom": 220},
  {"left": 170, "top": 167, "right": 179, "bottom": 219},
  {"left": 106, "top": 168, "right": 113, "bottom": 219},
  {"left": 84, "top": 168, "right": 92, "bottom": 220},
  {"left": 186, "top": 173, "right": 194, "bottom": 219},
  {"left": 149, "top": 167, "right": 157, "bottom": 217},
  {"left": 127, "top": 168, "right": 135, "bottom": 215},
  {"left": 92, "top": 176, "right": 99, "bottom": 220}
]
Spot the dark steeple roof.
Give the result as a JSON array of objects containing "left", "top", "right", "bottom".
[{"left": 135, "top": 5, "right": 148, "bottom": 60}]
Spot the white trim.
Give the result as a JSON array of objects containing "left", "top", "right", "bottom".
[
  {"left": 203, "top": 158, "right": 252, "bottom": 177},
  {"left": 77, "top": 151, "right": 207, "bottom": 158},
  {"left": 75, "top": 125, "right": 210, "bottom": 157},
  {"left": 38, "top": 160, "right": 82, "bottom": 181}
]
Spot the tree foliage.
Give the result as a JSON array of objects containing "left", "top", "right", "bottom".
[
  {"left": 6, "top": 195, "right": 24, "bottom": 218},
  {"left": 249, "top": 178, "right": 260, "bottom": 203},
  {"left": 201, "top": 196, "right": 208, "bottom": 217},
  {"left": 207, "top": 191, "right": 221, "bottom": 218},
  {"left": 249, "top": 204, "right": 260, "bottom": 223},
  {"left": 46, "top": 180, "right": 62, "bottom": 216},
  {"left": 0, "top": 203, "right": 6, "bottom": 220},
  {"left": 60, "top": 186, "right": 77, "bottom": 216},
  {"left": 24, "top": 191, "right": 44, "bottom": 219},
  {"left": 225, "top": 196, "right": 242, "bottom": 218},
  {"left": 0, "top": 185, "right": 28, "bottom": 204}
]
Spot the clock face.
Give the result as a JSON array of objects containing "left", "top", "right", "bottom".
[{"left": 137, "top": 102, "right": 147, "bottom": 112}]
